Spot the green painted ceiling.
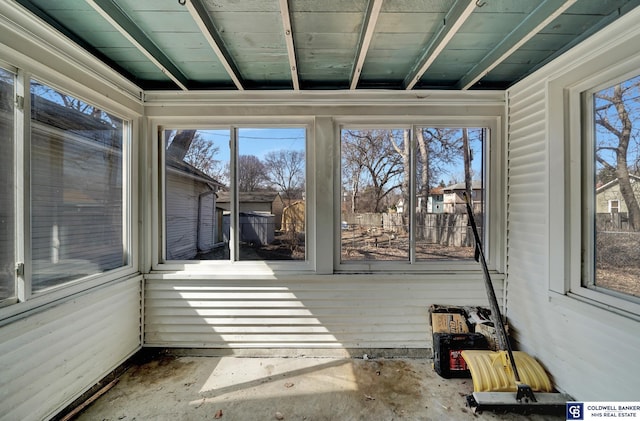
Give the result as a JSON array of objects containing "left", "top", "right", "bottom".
[{"left": 15, "top": 0, "right": 640, "bottom": 90}]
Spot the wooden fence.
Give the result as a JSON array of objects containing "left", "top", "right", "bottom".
[{"left": 343, "top": 212, "right": 478, "bottom": 247}]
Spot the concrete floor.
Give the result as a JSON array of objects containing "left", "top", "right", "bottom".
[{"left": 73, "top": 352, "right": 565, "bottom": 421}]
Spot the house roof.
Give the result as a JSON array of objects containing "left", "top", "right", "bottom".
[
  {"left": 166, "top": 156, "right": 224, "bottom": 188},
  {"left": 443, "top": 180, "right": 482, "bottom": 191},
  {"left": 596, "top": 174, "right": 640, "bottom": 193},
  {"left": 14, "top": 0, "right": 640, "bottom": 91},
  {"left": 216, "top": 191, "right": 280, "bottom": 204}
]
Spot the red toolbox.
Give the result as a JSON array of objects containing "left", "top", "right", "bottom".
[{"left": 433, "top": 332, "right": 488, "bottom": 378}]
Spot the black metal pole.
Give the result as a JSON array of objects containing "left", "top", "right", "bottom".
[{"left": 463, "top": 192, "right": 535, "bottom": 401}]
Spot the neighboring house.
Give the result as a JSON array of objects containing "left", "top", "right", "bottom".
[
  {"left": 426, "top": 186, "right": 444, "bottom": 214},
  {"left": 442, "top": 181, "right": 482, "bottom": 213},
  {"left": 281, "top": 200, "right": 305, "bottom": 232},
  {"left": 165, "top": 157, "right": 224, "bottom": 260},
  {"left": 595, "top": 174, "right": 640, "bottom": 214},
  {"left": 395, "top": 187, "right": 444, "bottom": 214},
  {"left": 217, "top": 191, "right": 281, "bottom": 245},
  {"left": 29, "top": 95, "right": 123, "bottom": 285},
  {"left": 216, "top": 191, "right": 282, "bottom": 214}
]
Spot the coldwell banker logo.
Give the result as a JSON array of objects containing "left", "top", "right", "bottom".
[{"left": 567, "top": 402, "right": 584, "bottom": 420}]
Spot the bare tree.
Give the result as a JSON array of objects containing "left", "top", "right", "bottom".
[
  {"left": 182, "top": 134, "right": 222, "bottom": 179},
  {"left": 263, "top": 150, "right": 305, "bottom": 201},
  {"left": 595, "top": 78, "right": 640, "bottom": 230},
  {"left": 341, "top": 130, "right": 404, "bottom": 213},
  {"left": 415, "top": 128, "right": 466, "bottom": 210},
  {"left": 237, "top": 155, "right": 268, "bottom": 192},
  {"left": 389, "top": 130, "right": 410, "bottom": 217}
]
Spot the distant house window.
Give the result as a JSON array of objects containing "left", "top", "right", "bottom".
[
  {"left": 163, "top": 127, "right": 306, "bottom": 262},
  {"left": 585, "top": 73, "right": 640, "bottom": 301},
  {"left": 30, "top": 81, "right": 129, "bottom": 293},
  {"left": 340, "top": 127, "right": 486, "bottom": 263}
]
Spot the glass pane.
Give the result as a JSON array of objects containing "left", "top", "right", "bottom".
[
  {"left": 415, "top": 128, "right": 484, "bottom": 261},
  {"left": 0, "top": 68, "right": 15, "bottom": 301},
  {"left": 30, "top": 81, "right": 126, "bottom": 292},
  {"left": 238, "top": 128, "right": 306, "bottom": 261},
  {"left": 341, "top": 129, "right": 409, "bottom": 261},
  {"left": 165, "top": 129, "right": 230, "bottom": 260},
  {"left": 593, "top": 75, "right": 640, "bottom": 298}
]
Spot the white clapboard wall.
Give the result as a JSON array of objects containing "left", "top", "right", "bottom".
[
  {"left": 0, "top": 277, "right": 141, "bottom": 421},
  {"left": 144, "top": 274, "right": 503, "bottom": 350},
  {"left": 505, "top": 8, "right": 640, "bottom": 401}
]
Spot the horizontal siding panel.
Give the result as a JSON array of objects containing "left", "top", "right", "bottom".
[
  {"left": 0, "top": 278, "right": 141, "bottom": 421},
  {"left": 144, "top": 276, "right": 503, "bottom": 349},
  {"left": 144, "top": 314, "right": 427, "bottom": 325},
  {"left": 508, "top": 79, "right": 546, "bottom": 106},
  {"left": 508, "top": 142, "right": 545, "bottom": 161},
  {"left": 506, "top": 129, "right": 546, "bottom": 151},
  {"left": 506, "top": 159, "right": 546, "bottom": 178},
  {"left": 507, "top": 120, "right": 545, "bottom": 141},
  {"left": 508, "top": 91, "right": 545, "bottom": 121},
  {"left": 507, "top": 109, "right": 545, "bottom": 136}
]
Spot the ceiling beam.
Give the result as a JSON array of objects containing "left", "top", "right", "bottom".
[
  {"left": 86, "top": 0, "right": 189, "bottom": 90},
  {"left": 456, "top": 0, "right": 577, "bottom": 90},
  {"left": 350, "top": 0, "right": 384, "bottom": 90},
  {"left": 403, "top": 0, "right": 476, "bottom": 90},
  {"left": 278, "top": 0, "right": 299, "bottom": 90},
  {"left": 184, "top": 0, "right": 244, "bottom": 90}
]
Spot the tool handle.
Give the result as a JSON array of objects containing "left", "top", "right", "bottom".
[{"left": 463, "top": 192, "right": 522, "bottom": 384}]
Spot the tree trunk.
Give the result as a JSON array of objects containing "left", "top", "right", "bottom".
[
  {"left": 462, "top": 129, "right": 473, "bottom": 206},
  {"left": 611, "top": 85, "right": 640, "bottom": 230}
]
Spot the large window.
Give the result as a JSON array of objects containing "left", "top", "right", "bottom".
[
  {"left": 340, "top": 126, "right": 486, "bottom": 264},
  {"left": 163, "top": 127, "right": 306, "bottom": 262},
  {"left": 0, "top": 68, "right": 15, "bottom": 304},
  {"left": 1, "top": 72, "right": 131, "bottom": 309},
  {"left": 30, "top": 81, "right": 128, "bottom": 293},
  {"left": 585, "top": 73, "right": 640, "bottom": 301}
]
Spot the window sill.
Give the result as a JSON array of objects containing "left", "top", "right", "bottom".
[
  {"left": 0, "top": 269, "right": 141, "bottom": 326},
  {"left": 549, "top": 290, "right": 640, "bottom": 323}
]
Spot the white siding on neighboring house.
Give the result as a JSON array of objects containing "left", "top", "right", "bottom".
[
  {"left": 166, "top": 171, "right": 216, "bottom": 260},
  {"left": 0, "top": 277, "right": 142, "bottom": 421},
  {"left": 505, "top": 7, "right": 640, "bottom": 401},
  {"left": 144, "top": 274, "right": 503, "bottom": 350},
  {"left": 198, "top": 191, "right": 216, "bottom": 252}
]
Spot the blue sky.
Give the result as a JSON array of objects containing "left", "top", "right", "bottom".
[{"left": 199, "top": 128, "right": 306, "bottom": 162}]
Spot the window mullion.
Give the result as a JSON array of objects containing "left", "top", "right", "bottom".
[
  {"left": 230, "top": 127, "right": 238, "bottom": 262},
  {"left": 409, "top": 126, "right": 417, "bottom": 263},
  {"left": 16, "top": 70, "right": 30, "bottom": 302}
]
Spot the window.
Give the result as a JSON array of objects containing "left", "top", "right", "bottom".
[
  {"left": 1, "top": 67, "right": 15, "bottom": 304},
  {"left": 340, "top": 126, "right": 486, "bottom": 264},
  {"left": 585, "top": 73, "right": 640, "bottom": 301},
  {"left": 1, "top": 73, "right": 132, "bottom": 310},
  {"left": 163, "top": 127, "right": 306, "bottom": 262},
  {"left": 30, "top": 81, "right": 129, "bottom": 293}
]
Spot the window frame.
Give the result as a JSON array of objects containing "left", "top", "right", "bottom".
[
  {"left": 558, "top": 58, "right": 640, "bottom": 317},
  {"left": 0, "top": 63, "right": 18, "bottom": 308},
  {"left": 333, "top": 117, "right": 503, "bottom": 273},
  {"left": 0, "top": 68, "right": 138, "bottom": 316},
  {"left": 152, "top": 118, "right": 316, "bottom": 274}
]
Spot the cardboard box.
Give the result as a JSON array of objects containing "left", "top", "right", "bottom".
[
  {"left": 430, "top": 310, "right": 469, "bottom": 334},
  {"left": 475, "top": 322, "right": 508, "bottom": 351}
]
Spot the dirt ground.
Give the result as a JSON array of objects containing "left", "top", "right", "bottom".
[{"left": 71, "top": 354, "right": 565, "bottom": 421}]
